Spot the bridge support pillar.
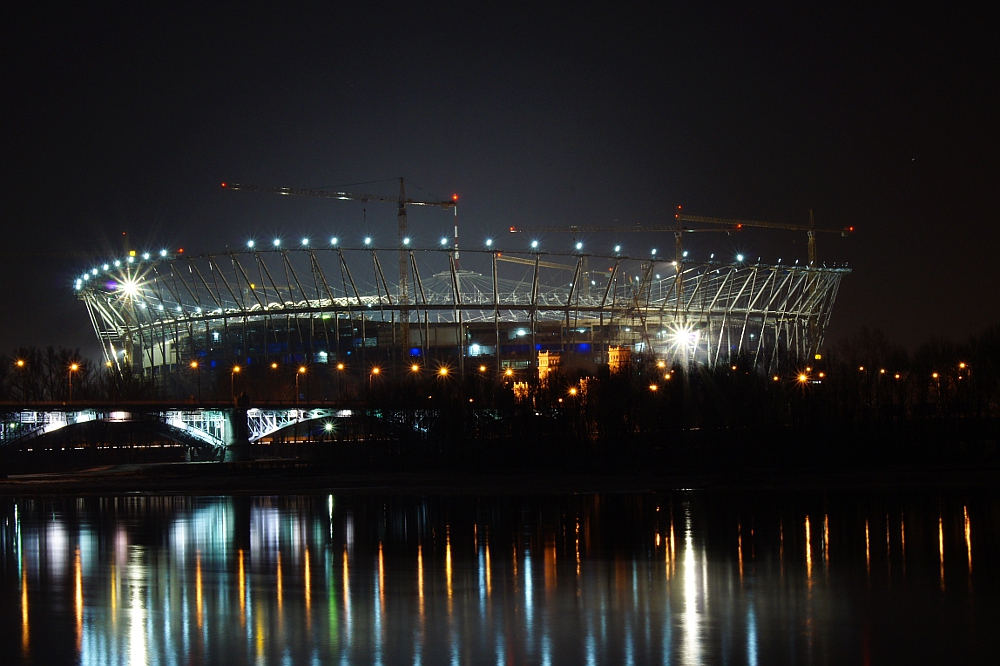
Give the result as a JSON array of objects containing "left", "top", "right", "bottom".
[{"left": 224, "top": 394, "right": 252, "bottom": 462}]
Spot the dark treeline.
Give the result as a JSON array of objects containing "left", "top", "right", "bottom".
[
  {"left": 1, "top": 325, "right": 998, "bottom": 474},
  {"left": 332, "top": 325, "right": 999, "bottom": 473},
  {"left": 0, "top": 346, "right": 156, "bottom": 402}
]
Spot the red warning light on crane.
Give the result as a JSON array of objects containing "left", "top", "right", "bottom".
[
  {"left": 221, "top": 183, "right": 227, "bottom": 188},
  {"left": 452, "top": 194, "right": 458, "bottom": 201}
]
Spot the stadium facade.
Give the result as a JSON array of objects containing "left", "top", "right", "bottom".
[{"left": 75, "top": 246, "right": 849, "bottom": 392}]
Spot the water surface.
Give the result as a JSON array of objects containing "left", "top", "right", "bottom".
[{"left": 1, "top": 489, "right": 997, "bottom": 664}]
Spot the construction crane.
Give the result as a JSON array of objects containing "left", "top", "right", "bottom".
[
  {"left": 510, "top": 208, "right": 853, "bottom": 323},
  {"left": 223, "top": 179, "right": 457, "bottom": 355},
  {"left": 674, "top": 208, "right": 853, "bottom": 266}
]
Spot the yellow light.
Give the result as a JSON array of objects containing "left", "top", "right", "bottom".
[
  {"left": 479, "top": 365, "right": 487, "bottom": 372},
  {"left": 232, "top": 365, "right": 240, "bottom": 373},
  {"left": 190, "top": 361, "right": 199, "bottom": 369},
  {"left": 69, "top": 363, "right": 79, "bottom": 372},
  {"left": 895, "top": 373, "right": 900, "bottom": 379},
  {"left": 411, "top": 364, "right": 420, "bottom": 372},
  {"left": 298, "top": 366, "right": 307, "bottom": 374},
  {"left": 371, "top": 367, "right": 381, "bottom": 375},
  {"left": 558, "top": 398, "right": 563, "bottom": 403},
  {"left": 569, "top": 388, "right": 578, "bottom": 396},
  {"left": 859, "top": 366, "right": 865, "bottom": 372},
  {"left": 649, "top": 384, "right": 658, "bottom": 391},
  {"left": 664, "top": 373, "right": 671, "bottom": 380},
  {"left": 731, "top": 365, "right": 737, "bottom": 371},
  {"left": 814, "top": 353, "right": 822, "bottom": 360},
  {"left": 337, "top": 363, "right": 345, "bottom": 370},
  {"left": 932, "top": 372, "right": 939, "bottom": 379},
  {"left": 505, "top": 369, "right": 513, "bottom": 376},
  {"left": 16, "top": 359, "right": 25, "bottom": 367},
  {"left": 805, "top": 367, "right": 812, "bottom": 372},
  {"left": 773, "top": 375, "right": 780, "bottom": 381},
  {"left": 959, "top": 362, "right": 967, "bottom": 369},
  {"left": 106, "top": 361, "right": 113, "bottom": 368},
  {"left": 880, "top": 368, "right": 886, "bottom": 374},
  {"left": 657, "top": 360, "right": 665, "bottom": 368},
  {"left": 818, "top": 372, "right": 825, "bottom": 378},
  {"left": 439, "top": 367, "right": 448, "bottom": 376},
  {"left": 798, "top": 374, "right": 808, "bottom": 382}
]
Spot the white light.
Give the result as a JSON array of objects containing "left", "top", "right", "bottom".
[
  {"left": 652, "top": 248, "right": 657, "bottom": 255},
  {"left": 331, "top": 237, "right": 338, "bottom": 245},
  {"left": 710, "top": 253, "right": 715, "bottom": 259},
  {"left": 403, "top": 237, "right": 410, "bottom": 245},
  {"left": 441, "top": 237, "right": 448, "bottom": 245},
  {"left": 159, "top": 249, "right": 167, "bottom": 256},
  {"left": 91, "top": 269, "right": 98, "bottom": 275},
  {"left": 682, "top": 250, "right": 688, "bottom": 257},
  {"left": 614, "top": 245, "right": 621, "bottom": 253},
  {"left": 301, "top": 238, "right": 309, "bottom": 246},
  {"left": 575, "top": 242, "right": 583, "bottom": 250},
  {"left": 364, "top": 237, "right": 372, "bottom": 245},
  {"left": 118, "top": 278, "right": 141, "bottom": 298},
  {"left": 114, "top": 260, "right": 121, "bottom": 266},
  {"left": 736, "top": 254, "right": 744, "bottom": 262},
  {"left": 486, "top": 239, "right": 493, "bottom": 246},
  {"left": 103, "top": 264, "right": 109, "bottom": 270},
  {"left": 142, "top": 252, "right": 150, "bottom": 260},
  {"left": 157, "top": 304, "right": 164, "bottom": 311},
  {"left": 531, "top": 240, "right": 538, "bottom": 248},
  {"left": 175, "top": 306, "right": 182, "bottom": 312},
  {"left": 672, "top": 261, "right": 678, "bottom": 266},
  {"left": 656, "top": 274, "right": 661, "bottom": 279},
  {"left": 273, "top": 239, "right": 281, "bottom": 247},
  {"left": 127, "top": 256, "right": 134, "bottom": 263},
  {"left": 195, "top": 307, "right": 202, "bottom": 313},
  {"left": 470, "top": 344, "right": 481, "bottom": 354},
  {"left": 516, "top": 329, "right": 526, "bottom": 337},
  {"left": 247, "top": 240, "right": 255, "bottom": 248}
]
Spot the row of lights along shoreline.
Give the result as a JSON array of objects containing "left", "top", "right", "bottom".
[{"left": 8, "top": 358, "right": 973, "bottom": 403}]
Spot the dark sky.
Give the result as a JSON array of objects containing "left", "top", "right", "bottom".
[{"left": 2, "top": 1, "right": 997, "bottom": 357}]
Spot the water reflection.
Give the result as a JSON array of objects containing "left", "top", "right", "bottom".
[{"left": 1, "top": 491, "right": 999, "bottom": 664}]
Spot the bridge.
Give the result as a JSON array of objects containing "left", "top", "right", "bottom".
[{"left": 0, "top": 401, "right": 356, "bottom": 461}]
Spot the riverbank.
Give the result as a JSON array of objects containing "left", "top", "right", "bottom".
[{"left": 2, "top": 459, "right": 998, "bottom": 495}]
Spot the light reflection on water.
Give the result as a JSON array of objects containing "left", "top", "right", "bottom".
[{"left": 1, "top": 491, "right": 999, "bottom": 664}]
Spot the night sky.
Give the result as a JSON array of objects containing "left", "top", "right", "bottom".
[{"left": 3, "top": 2, "right": 997, "bottom": 357}]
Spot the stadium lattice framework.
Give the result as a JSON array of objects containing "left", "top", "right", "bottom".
[{"left": 75, "top": 246, "right": 849, "bottom": 392}]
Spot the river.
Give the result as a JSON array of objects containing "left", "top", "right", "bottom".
[{"left": 1, "top": 488, "right": 997, "bottom": 664}]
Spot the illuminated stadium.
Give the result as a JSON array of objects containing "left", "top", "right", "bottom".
[{"left": 74, "top": 243, "right": 849, "bottom": 393}]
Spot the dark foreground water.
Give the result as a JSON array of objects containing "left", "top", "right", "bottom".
[{"left": 1, "top": 488, "right": 998, "bottom": 665}]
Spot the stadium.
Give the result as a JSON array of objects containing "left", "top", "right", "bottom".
[{"left": 74, "top": 241, "right": 849, "bottom": 396}]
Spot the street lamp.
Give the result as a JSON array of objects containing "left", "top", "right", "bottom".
[
  {"left": 295, "top": 366, "right": 307, "bottom": 443},
  {"left": 15, "top": 359, "right": 27, "bottom": 403},
  {"left": 296, "top": 366, "right": 307, "bottom": 403},
  {"left": 369, "top": 366, "right": 380, "bottom": 393},
  {"left": 190, "top": 360, "right": 201, "bottom": 401},
  {"left": 231, "top": 365, "right": 241, "bottom": 400},
  {"left": 68, "top": 362, "right": 79, "bottom": 402}
]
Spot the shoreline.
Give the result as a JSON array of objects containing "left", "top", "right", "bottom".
[{"left": 1, "top": 461, "right": 998, "bottom": 495}]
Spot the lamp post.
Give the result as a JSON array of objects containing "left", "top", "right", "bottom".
[
  {"left": 68, "top": 363, "right": 79, "bottom": 402},
  {"left": 295, "top": 366, "right": 306, "bottom": 443},
  {"left": 336, "top": 362, "right": 345, "bottom": 398},
  {"left": 15, "top": 359, "right": 26, "bottom": 404},
  {"left": 231, "top": 365, "right": 241, "bottom": 401},
  {"left": 190, "top": 360, "right": 201, "bottom": 402},
  {"left": 369, "top": 366, "right": 381, "bottom": 394}
]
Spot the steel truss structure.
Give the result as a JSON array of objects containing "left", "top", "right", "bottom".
[{"left": 75, "top": 247, "right": 848, "bottom": 385}]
